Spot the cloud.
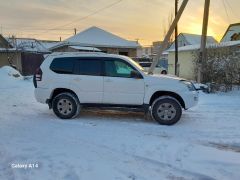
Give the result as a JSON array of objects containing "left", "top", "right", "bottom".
[{"left": 0, "top": 0, "right": 237, "bottom": 44}]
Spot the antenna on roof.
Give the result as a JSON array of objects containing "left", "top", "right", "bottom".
[{"left": 74, "top": 28, "right": 77, "bottom": 35}]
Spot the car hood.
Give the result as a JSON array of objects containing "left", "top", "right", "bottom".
[{"left": 144, "top": 74, "right": 186, "bottom": 85}]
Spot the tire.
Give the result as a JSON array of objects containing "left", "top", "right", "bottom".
[
  {"left": 52, "top": 92, "right": 80, "bottom": 119},
  {"left": 151, "top": 96, "right": 182, "bottom": 125}
]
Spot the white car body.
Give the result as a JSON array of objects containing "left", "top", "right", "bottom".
[
  {"left": 35, "top": 53, "right": 198, "bottom": 109},
  {"left": 34, "top": 52, "right": 198, "bottom": 122}
]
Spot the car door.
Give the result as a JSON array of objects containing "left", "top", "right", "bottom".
[
  {"left": 103, "top": 58, "right": 145, "bottom": 105},
  {"left": 71, "top": 58, "right": 104, "bottom": 103}
]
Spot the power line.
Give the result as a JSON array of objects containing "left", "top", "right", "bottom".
[
  {"left": 36, "top": 0, "right": 123, "bottom": 36},
  {"left": 222, "top": 0, "right": 230, "bottom": 23},
  {"left": 2, "top": 27, "right": 73, "bottom": 31},
  {"left": 224, "top": 0, "right": 239, "bottom": 20}
]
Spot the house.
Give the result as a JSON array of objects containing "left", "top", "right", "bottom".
[
  {"left": 0, "top": 34, "right": 21, "bottom": 71},
  {"left": 0, "top": 36, "right": 50, "bottom": 75},
  {"left": 39, "top": 40, "right": 61, "bottom": 50},
  {"left": 139, "top": 46, "right": 153, "bottom": 58},
  {"left": 169, "top": 33, "right": 217, "bottom": 50},
  {"left": 167, "top": 41, "right": 240, "bottom": 80},
  {"left": 221, "top": 23, "right": 240, "bottom": 42},
  {"left": 50, "top": 26, "right": 141, "bottom": 57}
]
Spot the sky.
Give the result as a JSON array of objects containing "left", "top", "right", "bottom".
[{"left": 0, "top": 0, "right": 239, "bottom": 46}]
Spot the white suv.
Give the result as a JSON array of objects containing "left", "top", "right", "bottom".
[{"left": 34, "top": 52, "right": 198, "bottom": 125}]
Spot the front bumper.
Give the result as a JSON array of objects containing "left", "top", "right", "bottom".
[{"left": 182, "top": 90, "right": 199, "bottom": 109}]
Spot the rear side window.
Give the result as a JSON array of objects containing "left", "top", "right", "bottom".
[
  {"left": 50, "top": 58, "right": 75, "bottom": 74},
  {"left": 78, "top": 59, "right": 102, "bottom": 76}
]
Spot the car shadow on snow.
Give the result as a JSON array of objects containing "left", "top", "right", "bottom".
[{"left": 74, "top": 108, "right": 155, "bottom": 124}]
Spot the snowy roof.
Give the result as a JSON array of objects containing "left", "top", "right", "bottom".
[
  {"left": 181, "top": 33, "right": 217, "bottom": 44},
  {"left": 62, "top": 26, "right": 140, "bottom": 48},
  {"left": 169, "top": 33, "right": 217, "bottom": 50},
  {"left": 221, "top": 23, "right": 240, "bottom": 42},
  {"left": 0, "top": 48, "right": 17, "bottom": 52},
  {"left": 168, "top": 40, "right": 240, "bottom": 52},
  {"left": 7, "top": 38, "right": 50, "bottom": 53},
  {"left": 39, "top": 40, "right": 61, "bottom": 50},
  {"left": 69, "top": 46, "right": 101, "bottom": 52}
]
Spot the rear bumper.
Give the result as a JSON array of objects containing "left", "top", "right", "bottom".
[
  {"left": 182, "top": 90, "right": 199, "bottom": 109},
  {"left": 34, "top": 88, "right": 51, "bottom": 104}
]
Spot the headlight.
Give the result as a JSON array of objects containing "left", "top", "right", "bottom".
[{"left": 181, "top": 81, "right": 196, "bottom": 91}]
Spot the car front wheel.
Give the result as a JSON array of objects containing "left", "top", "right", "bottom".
[
  {"left": 52, "top": 92, "right": 80, "bottom": 119},
  {"left": 151, "top": 96, "right": 182, "bottom": 125}
]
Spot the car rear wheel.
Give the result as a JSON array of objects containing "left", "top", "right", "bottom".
[
  {"left": 151, "top": 96, "right": 182, "bottom": 125},
  {"left": 52, "top": 93, "right": 80, "bottom": 119}
]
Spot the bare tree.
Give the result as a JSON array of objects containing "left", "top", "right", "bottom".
[{"left": 162, "top": 10, "right": 175, "bottom": 45}]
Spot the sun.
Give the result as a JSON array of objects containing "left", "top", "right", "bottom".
[{"left": 181, "top": 22, "right": 218, "bottom": 41}]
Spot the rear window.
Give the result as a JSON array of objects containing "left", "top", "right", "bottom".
[
  {"left": 78, "top": 59, "right": 102, "bottom": 76},
  {"left": 50, "top": 58, "right": 75, "bottom": 74}
]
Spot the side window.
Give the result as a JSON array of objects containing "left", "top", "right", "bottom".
[
  {"left": 105, "top": 59, "right": 135, "bottom": 78},
  {"left": 50, "top": 58, "right": 75, "bottom": 74},
  {"left": 78, "top": 59, "right": 101, "bottom": 76}
]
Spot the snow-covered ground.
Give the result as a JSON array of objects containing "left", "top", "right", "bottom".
[{"left": 0, "top": 66, "right": 240, "bottom": 180}]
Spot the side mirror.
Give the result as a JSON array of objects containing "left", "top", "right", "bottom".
[{"left": 130, "top": 70, "right": 142, "bottom": 79}]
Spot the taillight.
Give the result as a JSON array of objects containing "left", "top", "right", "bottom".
[{"left": 35, "top": 67, "right": 42, "bottom": 81}]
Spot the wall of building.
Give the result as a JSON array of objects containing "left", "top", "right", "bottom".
[
  {"left": 21, "top": 52, "right": 45, "bottom": 76},
  {"left": 0, "top": 52, "right": 22, "bottom": 72},
  {"left": 52, "top": 46, "right": 137, "bottom": 57},
  {"left": 168, "top": 50, "right": 196, "bottom": 80}
]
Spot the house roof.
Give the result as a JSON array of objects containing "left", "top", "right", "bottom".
[
  {"left": 7, "top": 38, "right": 50, "bottom": 53},
  {"left": 0, "top": 34, "right": 13, "bottom": 48},
  {"left": 221, "top": 23, "right": 240, "bottom": 42},
  {"left": 63, "top": 26, "right": 140, "bottom": 48},
  {"left": 69, "top": 46, "right": 101, "bottom": 52},
  {"left": 39, "top": 40, "right": 60, "bottom": 50},
  {"left": 168, "top": 40, "right": 240, "bottom": 52},
  {"left": 169, "top": 33, "right": 217, "bottom": 50},
  {"left": 181, "top": 33, "right": 217, "bottom": 44},
  {"left": 0, "top": 48, "right": 17, "bottom": 52}
]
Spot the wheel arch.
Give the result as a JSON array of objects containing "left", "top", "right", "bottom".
[
  {"left": 149, "top": 91, "right": 185, "bottom": 109},
  {"left": 47, "top": 88, "right": 79, "bottom": 109}
]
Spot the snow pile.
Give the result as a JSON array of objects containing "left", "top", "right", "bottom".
[{"left": 0, "top": 66, "right": 22, "bottom": 79}]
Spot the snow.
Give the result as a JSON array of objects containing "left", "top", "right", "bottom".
[
  {"left": 0, "top": 48, "right": 17, "bottom": 52},
  {"left": 7, "top": 38, "right": 50, "bottom": 53},
  {"left": 64, "top": 26, "right": 140, "bottom": 48},
  {"left": 0, "top": 66, "right": 240, "bottom": 179},
  {"left": 182, "top": 33, "right": 217, "bottom": 45},
  {"left": 168, "top": 40, "right": 240, "bottom": 52},
  {"left": 169, "top": 33, "right": 217, "bottom": 50},
  {"left": 69, "top": 46, "right": 101, "bottom": 52},
  {"left": 39, "top": 41, "right": 61, "bottom": 50}
]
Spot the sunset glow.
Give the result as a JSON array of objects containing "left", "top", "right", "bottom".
[{"left": 0, "top": 0, "right": 239, "bottom": 45}]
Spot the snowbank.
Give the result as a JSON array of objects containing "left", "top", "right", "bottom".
[{"left": 0, "top": 66, "right": 22, "bottom": 80}]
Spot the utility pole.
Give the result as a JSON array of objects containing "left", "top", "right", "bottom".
[
  {"left": 197, "top": 0, "right": 210, "bottom": 83},
  {"left": 175, "top": 0, "right": 179, "bottom": 76},
  {"left": 74, "top": 28, "right": 77, "bottom": 35},
  {"left": 148, "top": 0, "right": 189, "bottom": 74}
]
